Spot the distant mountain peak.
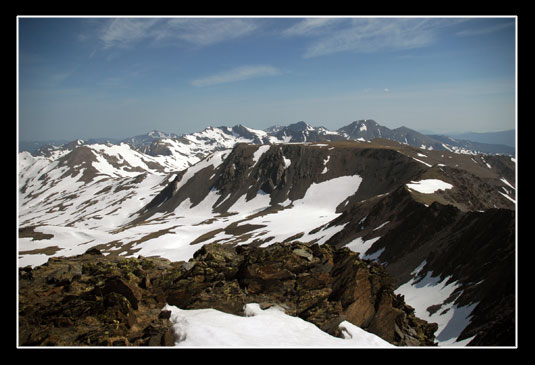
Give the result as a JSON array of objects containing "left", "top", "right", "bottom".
[
  {"left": 147, "top": 130, "right": 168, "bottom": 138},
  {"left": 286, "top": 121, "right": 313, "bottom": 131},
  {"left": 20, "top": 119, "right": 515, "bottom": 159}
]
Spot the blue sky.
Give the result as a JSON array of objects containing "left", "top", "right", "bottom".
[{"left": 18, "top": 16, "right": 516, "bottom": 141}]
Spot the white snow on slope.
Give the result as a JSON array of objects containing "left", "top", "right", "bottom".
[
  {"left": 165, "top": 303, "right": 394, "bottom": 348},
  {"left": 346, "top": 236, "right": 381, "bottom": 258},
  {"left": 133, "top": 175, "right": 363, "bottom": 262},
  {"left": 395, "top": 261, "right": 477, "bottom": 346},
  {"left": 500, "top": 177, "right": 515, "bottom": 190},
  {"left": 406, "top": 179, "right": 453, "bottom": 194},
  {"left": 412, "top": 157, "right": 432, "bottom": 167},
  {"left": 241, "top": 175, "right": 363, "bottom": 246},
  {"left": 252, "top": 145, "right": 271, "bottom": 166},
  {"left": 499, "top": 191, "right": 516, "bottom": 204},
  {"left": 18, "top": 225, "right": 116, "bottom": 267},
  {"left": 171, "top": 150, "right": 229, "bottom": 194},
  {"left": 321, "top": 155, "right": 330, "bottom": 174}
]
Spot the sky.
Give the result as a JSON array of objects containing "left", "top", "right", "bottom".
[{"left": 17, "top": 16, "right": 517, "bottom": 141}]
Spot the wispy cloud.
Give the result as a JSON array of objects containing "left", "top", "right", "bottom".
[
  {"left": 191, "top": 65, "right": 281, "bottom": 87},
  {"left": 97, "top": 17, "right": 259, "bottom": 50},
  {"left": 284, "top": 17, "right": 463, "bottom": 58},
  {"left": 99, "top": 18, "right": 160, "bottom": 49},
  {"left": 456, "top": 21, "right": 514, "bottom": 37},
  {"left": 281, "top": 18, "right": 346, "bottom": 37},
  {"left": 160, "top": 18, "right": 259, "bottom": 46}
]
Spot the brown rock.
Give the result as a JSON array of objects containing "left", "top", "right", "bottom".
[
  {"left": 102, "top": 278, "right": 143, "bottom": 310},
  {"left": 18, "top": 241, "right": 437, "bottom": 347}
]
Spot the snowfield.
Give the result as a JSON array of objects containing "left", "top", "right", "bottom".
[
  {"left": 406, "top": 179, "right": 453, "bottom": 194},
  {"left": 134, "top": 174, "right": 362, "bottom": 263},
  {"left": 395, "top": 261, "right": 477, "bottom": 346},
  {"left": 165, "top": 303, "right": 394, "bottom": 348}
]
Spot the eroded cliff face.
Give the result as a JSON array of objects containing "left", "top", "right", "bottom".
[
  {"left": 18, "top": 242, "right": 437, "bottom": 347},
  {"left": 136, "top": 141, "right": 514, "bottom": 225},
  {"left": 133, "top": 143, "right": 423, "bottom": 220}
]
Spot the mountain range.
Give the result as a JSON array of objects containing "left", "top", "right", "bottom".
[
  {"left": 21, "top": 119, "right": 515, "bottom": 157},
  {"left": 17, "top": 119, "right": 517, "bottom": 347}
]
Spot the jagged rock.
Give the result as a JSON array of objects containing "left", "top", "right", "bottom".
[
  {"left": 19, "top": 241, "right": 438, "bottom": 347},
  {"left": 155, "top": 241, "right": 438, "bottom": 346},
  {"left": 18, "top": 252, "right": 176, "bottom": 346}
]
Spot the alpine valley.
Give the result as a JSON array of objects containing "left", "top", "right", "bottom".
[{"left": 18, "top": 120, "right": 517, "bottom": 347}]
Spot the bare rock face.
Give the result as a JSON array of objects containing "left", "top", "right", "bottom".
[{"left": 19, "top": 241, "right": 438, "bottom": 347}]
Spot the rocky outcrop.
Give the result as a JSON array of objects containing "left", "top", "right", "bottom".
[
  {"left": 160, "top": 241, "right": 438, "bottom": 346},
  {"left": 19, "top": 249, "right": 176, "bottom": 346},
  {"left": 19, "top": 242, "right": 438, "bottom": 347}
]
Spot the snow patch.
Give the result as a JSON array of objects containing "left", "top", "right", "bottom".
[
  {"left": 282, "top": 156, "right": 291, "bottom": 169},
  {"left": 412, "top": 157, "right": 432, "bottom": 167},
  {"left": 321, "top": 155, "right": 330, "bottom": 174},
  {"left": 364, "top": 247, "right": 384, "bottom": 261},
  {"left": 346, "top": 236, "right": 381, "bottom": 256},
  {"left": 164, "top": 303, "right": 393, "bottom": 348},
  {"left": 500, "top": 178, "right": 515, "bottom": 190},
  {"left": 499, "top": 191, "right": 516, "bottom": 204},
  {"left": 406, "top": 179, "right": 453, "bottom": 194},
  {"left": 252, "top": 145, "right": 271, "bottom": 166},
  {"left": 373, "top": 221, "right": 390, "bottom": 231},
  {"left": 395, "top": 261, "right": 478, "bottom": 346}
]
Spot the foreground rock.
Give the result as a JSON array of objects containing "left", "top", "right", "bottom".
[
  {"left": 18, "top": 248, "right": 176, "bottom": 346},
  {"left": 19, "top": 242, "right": 437, "bottom": 347}
]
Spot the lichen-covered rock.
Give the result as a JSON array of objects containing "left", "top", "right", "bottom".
[
  {"left": 152, "top": 241, "right": 437, "bottom": 346},
  {"left": 18, "top": 249, "right": 176, "bottom": 346},
  {"left": 18, "top": 242, "right": 438, "bottom": 347}
]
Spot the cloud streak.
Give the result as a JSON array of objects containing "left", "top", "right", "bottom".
[
  {"left": 283, "top": 17, "right": 465, "bottom": 58},
  {"left": 97, "top": 17, "right": 259, "bottom": 50},
  {"left": 161, "top": 18, "right": 259, "bottom": 46},
  {"left": 281, "top": 18, "right": 346, "bottom": 37},
  {"left": 99, "top": 18, "right": 160, "bottom": 49},
  {"left": 191, "top": 65, "right": 281, "bottom": 87},
  {"left": 456, "top": 21, "right": 514, "bottom": 37}
]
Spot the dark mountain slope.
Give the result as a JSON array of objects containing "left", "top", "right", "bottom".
[
  {"left": 325, "top": 184, "right": 515, "bottom": 346},
  {"left": 134, "top": 141, "right": 430, "bottom": 223}
]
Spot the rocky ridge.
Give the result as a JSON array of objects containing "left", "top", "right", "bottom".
[
  {"left": 137, "top": 140, "right": 515, "bottom": 224},
  {"left": 19, "top": 242, "right": 437, "bottom": 347}
]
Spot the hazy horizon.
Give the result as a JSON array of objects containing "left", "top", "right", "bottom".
[
  {"left": 17, "top": 121, "right": 516, "bottom": 144},
  {"left": 18, "top": 16, "right": 516, "bottom": 142}
]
